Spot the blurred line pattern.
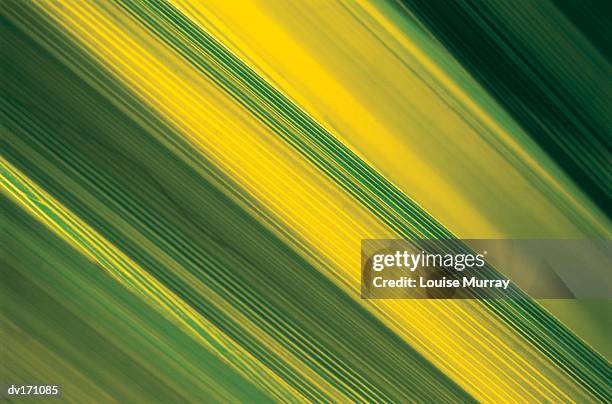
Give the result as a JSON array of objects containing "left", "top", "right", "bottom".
[{"left": 1, "top": 0, "right": 611, "bottom": 402}]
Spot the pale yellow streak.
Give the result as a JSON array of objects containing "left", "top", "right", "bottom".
[
  {"left": 173, "top": 0, "right": 498, "bottom": 238},
  {"left": 0, "top": 158, "right": 303, "bottom": 402},
  {"left": 349, "top": 0, "right": 610, "bottom": 237}
]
